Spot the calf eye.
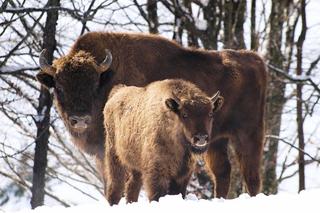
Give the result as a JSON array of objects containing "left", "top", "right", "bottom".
[
  {"left": 209, "top": 112, "right": 213, "bottom": 118},
  {"left": 55, "top": 86, "right": 64, "bottom": 98},
  {"left": 182, "top": 112, "right": 188, "bottom": 119}
]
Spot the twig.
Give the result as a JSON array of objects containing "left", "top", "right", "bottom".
[
  {"left": 266, "top": 135, "right": 320, "bottom": 163},
  {"left": 267, "top": 63, "right": 320, "bottom": 94}
]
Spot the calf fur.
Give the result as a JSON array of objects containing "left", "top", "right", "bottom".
[{"left": 103, "top": 79, "right": 223, "bottom": 205}]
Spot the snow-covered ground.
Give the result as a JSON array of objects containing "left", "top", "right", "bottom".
[{"left": 10, "top": 189, "right": 320, "bottom": 213}]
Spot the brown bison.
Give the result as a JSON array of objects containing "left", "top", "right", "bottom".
[
  {"left": 103, "top": 79, "right": 223, "bottom": 205},
  {"left": 37, "top": 32, "right": 266, "bottom": 198}
]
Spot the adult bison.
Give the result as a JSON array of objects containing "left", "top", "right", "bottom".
[
  {"left": 103, "top": 79, "right": 223, "bottom": 205},
  {"left": 37, "top": 32, "right": 266, "bottom": 198}
]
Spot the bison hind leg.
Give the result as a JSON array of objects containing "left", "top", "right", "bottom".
[{"left": 233, "top": 131, "right": 263, "bottom": 196}]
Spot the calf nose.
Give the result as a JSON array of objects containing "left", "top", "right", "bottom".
[
  {"left": 69, "top": 115, "right": 92, "bottom": 129},
  {"left": 194, "top": 134, "right": 209, "bottom": 141},
  {"left": 193, "top": 134, "right": 209, "bottom": 148}
]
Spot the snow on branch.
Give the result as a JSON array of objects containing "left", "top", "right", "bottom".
[
  {"left": 267, "top": 63, "right": 320, "bottom": 94},
  {"left": 0, "top": 65, "right": 39, "bottom": 74},
  {"left": 2, "top": 6, "right": 80, "bottom": 14}
]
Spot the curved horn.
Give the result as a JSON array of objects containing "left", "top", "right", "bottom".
[
  {"left": 211, "top": 91, "right": 221, "bottom": 103},
  {"left": 39, "top": 49, "right": 55, "bottom": 76},
  {"left": 97, "top": 49, "right": 112, "bottom": 73}
]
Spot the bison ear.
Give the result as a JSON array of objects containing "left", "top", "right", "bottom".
[
  {"left": 97, "top": 49, "right": 112, "bottom": 73},
  {"left": 165, "top": 98, "right": 180, "bottom": 113},
  {"left": 211, "top": 91, "right": 224, "bottom": 112},
  {"left": 99, "top": 69, "right": 114, "bottom": 88},
  {"left": 36, "top": 71, "right": 55, "bottom": 89}
]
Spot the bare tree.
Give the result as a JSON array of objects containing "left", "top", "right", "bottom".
[
  {"left": 223, "top": 0, "right": 246, "bottom": 49},
  {"left": 263, "top": 0, "right": 290, "bottom": 195},
  {"left": 30, "top": 0, "right": 60, "bottom": 208},
  {"left": 296, "top": 0, "right": 307, "bottom": 192}
]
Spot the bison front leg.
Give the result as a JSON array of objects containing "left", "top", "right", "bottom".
[
  {"left": 204, "top": 138, "right": 231, "bottom": 198},
  {"left": 104, "top": 151, "right": 126, "bottom": 205},
  {"left": 125, "top": 170, "right": 142, "bottom": 203}
]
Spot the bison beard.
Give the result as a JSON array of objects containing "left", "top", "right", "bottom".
[{"left": 36, "top": 31, "right": 266, "bottom": 200}]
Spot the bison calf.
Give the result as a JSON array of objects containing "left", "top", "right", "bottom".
[{"left": 103, "top": 79, "right": 223, "bottom": 205}]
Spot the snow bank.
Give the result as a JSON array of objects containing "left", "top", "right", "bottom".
[{"left": 11, "top": 189, "right": 320, "bottom": 213}]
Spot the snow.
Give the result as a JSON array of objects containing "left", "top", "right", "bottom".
[
  {"left": 10, "top": 189, "right": 320, "bottom": 213},
  {"left": 199, "top": 0, "right": 209, "bottom": 7},
  {"left": 195, "top": 19, "right": 207, "bottom": 31},
  {"left": 34, "top": 106, "right": 47, "bottom": 122},
  {"left": 0, "top": 65, "right": 38, "bottom": 73}
]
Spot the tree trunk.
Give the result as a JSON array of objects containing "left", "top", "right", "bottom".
[
  {"left": 263, "top": 0, "right": 287, "bottom": 195},
  {"left": 223, "top": 0, "right": 246, "bottom": 49},
  {"left": 31, "top": 0, "right": 60, "bottom": 208},
  {"left": 183, "top": 0, "right": 199, "bottom": 47},
  {"left": 147, "top": 0, "right": 158, "bottom": 34},
  {"left": 221, "top": 0, "right": 247, "bottom": 198},
  {"left": 250, "top": 0, "right": 257, "bottom": 50},
  {"left": 296, "top": 0, "right": 307, "bottom": 192},
  {"left": 172, "top": 1, "right": 183, "bottom": 45},
  {"left": 201, "top": 0, "right": 222, "bottom": 50}
]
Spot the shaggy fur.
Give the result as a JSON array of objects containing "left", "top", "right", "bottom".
[
  {"left": 103, "top": 79, "right": 222, "bottom": 205},
  {"left": 36, "top": 31, "right": 267, "bottom": 198}
]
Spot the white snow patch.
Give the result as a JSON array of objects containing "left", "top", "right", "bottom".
[
  {"left": 195, "top": 19, "right": 208, "bottom": 31},
  {"left": 34, "top": 106, "right": 47, "bottom": 122},
  {"left": 200, "top": 0, "right": 209, "bottom": 7},
  {"left": 149, "top": 21, "right": 155, "bottom": 28},
  {"left": 11, "top": 189, "right": 320, "bottom": 213}
]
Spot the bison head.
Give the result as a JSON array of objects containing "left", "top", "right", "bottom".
[
  {"left": 36, "top": 49, "right": 113, "bottom": 134},
  {"left": 165, "top": 91, "right": 223, "bottom": 153}
]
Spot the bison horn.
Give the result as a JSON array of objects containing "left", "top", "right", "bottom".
[
  {"left": 39, "top": 49, "right": 55, "bottom": 76},
  {"left": 211, "top": 91, "right": 221, "bottom": 103},
  {"left": 97, "top": 49, "right": 113, "bottom": 73}
]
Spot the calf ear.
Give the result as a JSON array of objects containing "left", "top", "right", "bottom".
[
  {"left": 211, "top": 91, "right": 224, "bottom": 112},
  {"left": 36, "top": 71, "right": 55, "bottom": 89},
  {"left": 212, "top": 96, "right": 224, "bottom": 112},
  {"left": 165, "top": 98, "right": 180, "bottom": 112}
]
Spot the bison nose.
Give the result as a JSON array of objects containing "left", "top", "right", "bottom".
[{"left": 69, "top": 115, "right": 92, "bottom": 129}]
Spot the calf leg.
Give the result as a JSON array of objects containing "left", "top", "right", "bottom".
[
  {"left": 143, "top": 165, "right": 170, "bottom": 202},
  {"left": 104, "top": 151, "right": 126, "bottom": 205},
  {"left": 204, "top": 138, "right": 231, "bottom": 198},
  {"left": 169, "top": 175, "right": 191, "bottom": 198},
  {"left": 125, "top": 170, "right": 142, "bottom": 203},
  {"left": 234, "top": 132, "right": 263, "bottom": 196},
  {"left": 169, "top": 170, "right": 192, "bottom": 198}
]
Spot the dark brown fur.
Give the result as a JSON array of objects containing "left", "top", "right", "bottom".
[
  {"left": 103, "top": 79, "right": 221, "bottom": 205},
  {"left": 36, "top": 32, "right": 267, "bottom": 198}
]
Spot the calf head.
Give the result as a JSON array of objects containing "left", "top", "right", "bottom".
[
  {"left": 36, "top": 49, "right": 113, "bottom": 134},
  {"left": 165, "top": 91, "right": 223, "bottom": 153}
]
